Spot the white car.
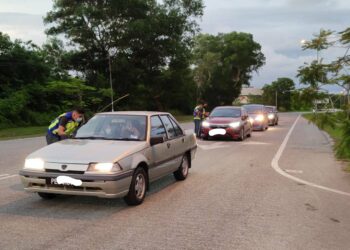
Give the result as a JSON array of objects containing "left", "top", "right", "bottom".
[{"left": 20, "top": 111, "right": 197, "bottom": 205}]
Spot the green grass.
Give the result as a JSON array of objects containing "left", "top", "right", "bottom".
[
  {"left": 303, "top": 113, "right": 350, "bottom": 171},
  {"left": 303, "top": 114, "right": 342, "bottom": 140},
  {"left": 174, "top": 115, "right": 193, "bottom": 123},
  {"left": 0, "top": 115, "right": 194, "bottom": 140},
  {"left": 0, "top": 126, "right": 47, "bottom": 140}
]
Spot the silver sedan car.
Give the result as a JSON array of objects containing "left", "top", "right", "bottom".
[{"left": 19, "top": 112, "right": 197, "bottom": 205}]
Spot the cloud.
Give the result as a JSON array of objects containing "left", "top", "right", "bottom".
[
  {"left": 200, "top": 0, "right": 349, "bottom": 91},
  {"left": 0, "top": 12, "right": 46, "bottom": 45}
]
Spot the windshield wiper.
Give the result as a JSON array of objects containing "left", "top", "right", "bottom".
[
  {"left": 114, "top": 138, "right": 142, "bottom": 141},
  {"left": 74, "top": 136, "right": 114, "bottom": 140}
]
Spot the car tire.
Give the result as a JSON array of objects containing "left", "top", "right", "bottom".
[
  {"left": 247, "top": 128, "right": 252, "bottom": 137},
  {"left": 38, "top": 192, "right": 56, "bottom": 200},
  {"left": 238, "top": 128, "right": 245, "bottom": 141},
  {"left": 124, "top": 167, "right": 147, "bottom": 206},
  {"left": 174, "top": 154, "right": 190, "bottom": 181}
]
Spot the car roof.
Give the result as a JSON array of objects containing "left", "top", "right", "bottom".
[
  {"left": 243, "top": 104, "right": 264, "bottom": 107},
  {"left": 213, "top": 106, "right": 242, "bottom": 109},
  {"left": 264, "top": 105, "right": 276, "bottom": 108},
  {"left": 98, "top": 111, "right": 170, "bottom": 116}
]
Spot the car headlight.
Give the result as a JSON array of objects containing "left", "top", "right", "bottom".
[
  {"left": 24, "top": 158, "right": 45, "bottom": 170},
  {"left": 229, "top": 121, "right": 241, "bottom": 128},
  {"left": 255, "top": 115, "right": 264, "bottom": 122},
  {"left": 87, "top": 162, "right": 122, "bottom": 173},
  {"left": 202, "top": 121, "right": 210, "bottom": 128},
  {"left": 268, "top": 114, "right": 274, "bottom": 119}
]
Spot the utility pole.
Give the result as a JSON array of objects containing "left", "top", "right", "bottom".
[
  {"left": 275, "top": 90, "right": 278, "bottom": 109},
  {"left": 108, "top": 54, "right": 114, "bottom": 112}
]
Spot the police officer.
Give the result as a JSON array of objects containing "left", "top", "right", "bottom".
[
  {"left": 193, "top": 103, "right": 203, "bottom": 137},
  {"left": 46, "top": 108, "right": 85, "bottom": 144}
]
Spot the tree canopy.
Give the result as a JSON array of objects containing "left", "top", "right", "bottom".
[
  {"left": 44, "top": 0, "right": 204, "bottom": 112},
  {"left": 192, "top": 32, "right": 265, "bottom": 108}
]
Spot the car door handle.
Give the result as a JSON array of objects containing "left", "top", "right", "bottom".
[{"left": 167, "top": 143, "right": 171, "bottom": 148}]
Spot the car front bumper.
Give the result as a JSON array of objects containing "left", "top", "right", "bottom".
[
  {"left": 19, "top": 169, "right": 133, "bottom": 198},
  {"left": 201, "top": 127, "right": 241, "bottom": 139}
]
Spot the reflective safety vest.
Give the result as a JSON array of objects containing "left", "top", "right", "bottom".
[
  {"left": 47, "top": 112, "right": 79, "bottom": 136},
  {"left": 193, "top": 105, "right": 203, "bottom": 120}
]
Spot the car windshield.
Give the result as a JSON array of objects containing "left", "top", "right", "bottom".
[
  {"left": 210, "top": 108, "right": 241, "bottom": 117},
  {"left": 75, "top": 114, "right": 147, "bottom": 141},
  {"left": 244, "top": 106, "right": 263, "bottom": 114},
  {"left": 265, "top": 107, "right": 274, "bottom": 112}
]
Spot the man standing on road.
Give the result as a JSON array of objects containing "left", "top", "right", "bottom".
[
  {"left": 193, "top": 102, "right": 208, "bottom": 138},
  {"left": 46, "top": 108, "right": 85, "bottom": 144}
]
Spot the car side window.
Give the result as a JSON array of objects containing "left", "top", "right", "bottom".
[
  {"left": 160, "top": 115, "right": 177, "bottom": 139},
  {"left": 150, "top": 116, "right": 167, "bottom": 138},
  {"left": 168, "top": 116, "right": 183, "bottom": 136}
]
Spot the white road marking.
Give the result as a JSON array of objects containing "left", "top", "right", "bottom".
[
  {"left": 271, "top": 115, "right": 350, "bottom": 197},
  {"left": 0, "top": 174, "right": 18, "bottom": 181},
  {"left": 284, "top": 169, "right": 303, "bottom": 174},
  {"left": 197, "top": 142, "right": 229, "bottom": 150},
  {"left": 0, "top": 174, "right": 9, "bottom": 178},
  {"left": 241, "top": 141, "right": 271, "bottom": 145}
]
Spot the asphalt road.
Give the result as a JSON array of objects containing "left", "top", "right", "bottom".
[{"left": 1, "top": 113, "right": 350, "bottom": 250}]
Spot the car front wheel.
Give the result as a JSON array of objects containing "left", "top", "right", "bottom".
[
  {"left": 238, "top": 128, "right": 245, "bottom": 141},
  {"left": 38, "top": 192, "right": 56, "bottom": 200},
  {"left": 174, "top": 155, "right": 190, "bottom": 181},
  {"left": 124, "top": 167, "right": 147, "bottom": 206}
]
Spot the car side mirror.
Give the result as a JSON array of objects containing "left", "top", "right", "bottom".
[{"left": 150, "top": 136, "right": 164, "bottom": 146}]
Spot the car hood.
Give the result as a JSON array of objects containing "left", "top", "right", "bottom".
[
  {"left": 26, "top": 139, "right": 148, "bottom": 164},
  {"left": 207, "top": 117, "right": 240, "bottom": 124},
  {"left": 248, "top": 113, "right": 263, "bottom": 119}
]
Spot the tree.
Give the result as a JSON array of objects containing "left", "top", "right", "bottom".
[
  {"left": 262, "top": 78, "right": 295, "bottom": 111},
  {"left": 192, "top": 32, "right": 265, "bottom": 108},
  {"left": 44, "top": 0, "right": 204, "bottom": 112},
  {"left": 298, "top": 28, "right": 350, "bottom": 117}
]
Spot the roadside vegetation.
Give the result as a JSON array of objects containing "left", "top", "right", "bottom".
[
  {"left": 303, "top": 112, "right": 350, "bottom": 171},
  {"left": 0, "top": 0, "right": 267, "bottom": 132},
  {"left": 0, "top": 126, "right": 46, "bottom": 140}
]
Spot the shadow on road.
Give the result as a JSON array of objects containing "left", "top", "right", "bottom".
[{"left": 0, "top": 174, "right": 178, "bottom": 220}]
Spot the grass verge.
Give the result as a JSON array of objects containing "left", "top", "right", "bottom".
[
  {"left": 0, "top": 126, "right": 46, "bottom": 140},
  {"left": 303, "top": 113, "right": 350, "bottom": 171},
  {"left": 174, "top": 115, "right": 193, "bottom": 123},
  {"left": 0, "top": 115, "right": 193, "bottom": 140}
]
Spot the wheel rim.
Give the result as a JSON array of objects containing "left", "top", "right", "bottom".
[
  {"left": 181, "top": 157, "right": 189, "bottom": 176},
  {"left": 134, "top": 173, "right": 146, "bottom": 199}
]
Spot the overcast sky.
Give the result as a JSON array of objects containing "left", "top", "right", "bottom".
[{"left": 0, "top": 0, "right": 349, "bottom": 92}]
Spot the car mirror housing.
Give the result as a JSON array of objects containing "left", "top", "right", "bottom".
[{"left": 150, "top": 136, "right": 164, "bottom": 146}]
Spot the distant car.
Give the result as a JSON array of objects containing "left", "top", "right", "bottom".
[
  {"left": 265, "top": 106, "right": 279, "bottom": 126},
  {"left": 19, "top": 112, "right": 197, "bottom": 206},
  {"left": 200, "top": 106, "right": 252, "bottom": 141},
  {"left": 243, "top": 104, "right": 269, "bottom": 131}
]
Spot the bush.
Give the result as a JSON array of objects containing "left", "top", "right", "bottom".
[{"left": 336, "top": 119, "right": 350, "bottom": 160}]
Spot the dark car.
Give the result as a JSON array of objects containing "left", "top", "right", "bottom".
[
  {"left": 243, "top": 104, "right": 268, "bottom": 131},
  {"left": 265, "top": 105, "right": 279, "bottom": 126},
  {"left": 200, "top": 106, "right": 252, "bottom": 141}
]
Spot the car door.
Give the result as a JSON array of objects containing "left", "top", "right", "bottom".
[
  {"left": 159, "top": 115, "right": 184, "bottom": 173},
  {"left": 148, "top": 115, "right": 173, "bottom": 181},
  {"left": 241, "top": 108, "right": 249, "bottom": 134}
]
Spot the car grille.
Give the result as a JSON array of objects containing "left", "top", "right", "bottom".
[
  {"left": 210, "top": 125, "right": 228, "bottom": 129},
  {"left": 45, "top": 169, "right": 85, "bottom": 174}
]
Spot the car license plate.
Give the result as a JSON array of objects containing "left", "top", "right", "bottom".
[
  {"left": 209, "top": 128, "right": 226, "bottom": 136},
  {"left": 49, "top": 176, "right": 82, "bottom": 186}
]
